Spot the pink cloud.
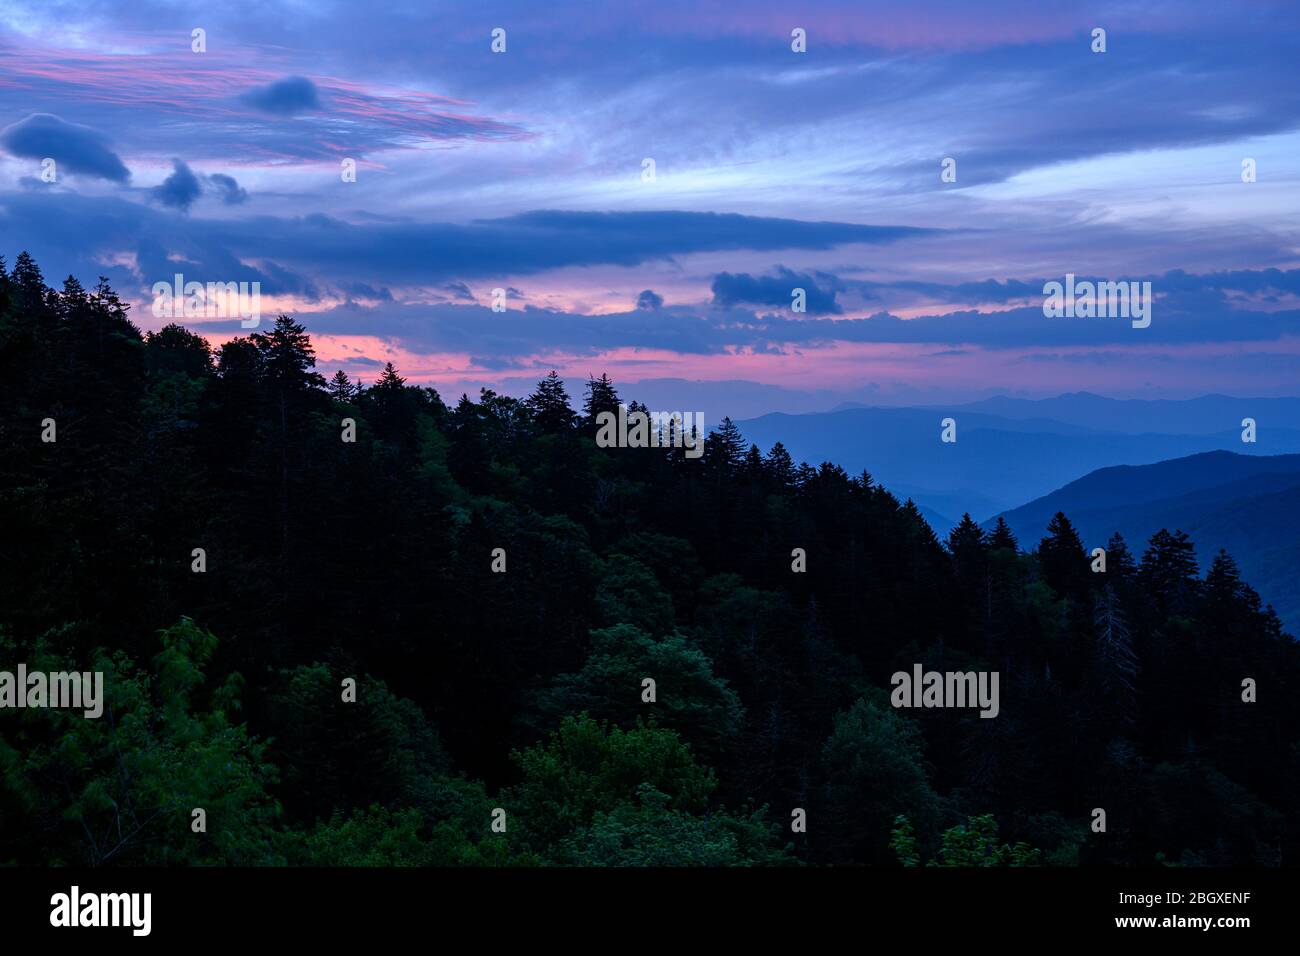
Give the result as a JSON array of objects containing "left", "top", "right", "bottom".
[{"left": 0, "top": 37, "right": 527, "bottom": 163}]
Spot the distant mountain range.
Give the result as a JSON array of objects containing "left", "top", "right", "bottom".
[
  {"left": 735, "top": 393, "right": 1300, "bottom": 529},
  {"left": 928, "top": 393, "right": 1300, "bottom": 437},
  {"left": 992, "top": 450, "right": 1300, "bottom": 637}
]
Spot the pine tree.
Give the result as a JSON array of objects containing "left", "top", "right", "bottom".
[
  {"left": 60, "top": 275, "right": 89, "bottom": 313},
  {"left": 1106, "top": 532, "right": 1136, "bottom": 578},
  {"left": 1204, "top": 548, "right": 1243, "bottom": 604},
  {"left": 373, "top": 362, "right": 406, "bottom": 392},
  {"left": 582, "top": 373, "right": 620, "bottom": 423},
  {"left": 765, "top": 442, "right": 796, "bottom": 491},
  {"left": 252, "top": 315, "right": 326, "bottom": 391},
  {"left": 328, "top": 370, "right": 355, "bottom": 402},
  {"left": 947, "top": 513, "right": 987, "bottom": 558},
  {"left": 706, "top": 416, "right": 747, "bottom": 471},
  {"left": 90, "top": 275, "right": 131, "bottom": 322},
  {"left": 989, "top": 516, "right": 1018, "bottom": 552},
  {"left": 10, "top": 250, "right": 45, "bottom": 308},
  {"left": 1038, "top": 511, "right": 1088, "bottom": 600},
  {"left": 526, "top": 370, "right": 576, "bottom": 433},
  {"left": 1140, "top": 528, "right": 1201, "bottom": 616}
]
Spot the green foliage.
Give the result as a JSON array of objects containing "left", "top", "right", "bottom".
[
  {"left": 291, "top": 806, "right": 434, "bottom": 866},
  {"left": 594, "top": 553, "right": 676, "bottom": 634},
  {"left": 0, "top": 619, "right": 280, "bottom": 865},
  {"left": 504, "top": 714, "right": 793, "bottom": 864},
  {"left": 890, "top": 814, "right": 920, "bottom": 867},
  {"left": 508, "top": 714, "right": 715, "bottom": 847},
  {"left": 820, "top": 696, "right": 941, "bottom": 865},
  {"left": 267, "top": 664, "right": 451, "bottom": 824},
  {"left": 929, "top": 814, "right": 1042, "bottom": 867},
  {"left": 554, "top": 784, "right": 795, "bottom": 866},
  {"left": 282, "top": 776, "right": 525, "bottom": 867},
  {"left": 537, "top": 624, "right": 743, "bottom": 763}
]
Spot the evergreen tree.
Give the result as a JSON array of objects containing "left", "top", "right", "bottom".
[
  {"left": 582, "top": 373, "right": 620, "bottom": 423},
  {"left": 706, "top": 416, "right": 747, "bottom": 471},
  {"left": 947, "top": 513, "right": 988, "bottom": 561},
  {"left": 328, "top": 369, "right": 355, "bottom": 402},
  {"left": 1204, "top": 548, "right": 1243, "bottom": 605},
  {"left": 1140, "top": 528, "right": 1201, "bottom": 617},
  {"left": 527, "top": 370, "right": 577, "bottom": 433},
  {"left": 60, "top": 274, "right": 89, "bottom": 313},
  {"left": 1037, "top": 511, "right": 1089, "bottom": 600},
  {"left": 252, "top": 314, "right": 326, "bottom": 391},
  {"left": 765, "top": 442, "right": 797, "bottom": 491},
  {"left": 10, "top": 250, "right": 45, "bottom": 309},
  {"left": 989, "top": 516, "right": 1018, "bottom": 551},
  {"left": 1106, "top": 532, "right": 1137, "bottom": 578},
  {"left": 374, "top": 361, "right": 406, "bottom": 392}
]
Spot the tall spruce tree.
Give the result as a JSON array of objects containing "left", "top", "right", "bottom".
[{"left": 527, "top": 370, "right": 577, "bottom": 433}]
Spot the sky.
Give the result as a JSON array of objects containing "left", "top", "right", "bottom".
[{"left": 1, "top": 0, "right": 1298, "bottom": 414}]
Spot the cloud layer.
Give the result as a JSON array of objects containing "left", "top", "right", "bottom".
[{"left": 1, "top": 0, "right": 1297, "bottom": 404}]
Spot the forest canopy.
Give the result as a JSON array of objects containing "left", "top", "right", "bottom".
[{"left": 1, "top": 252, "right": 1297, "bottom": 867}]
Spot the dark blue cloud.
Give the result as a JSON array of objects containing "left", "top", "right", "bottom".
[
  {"left": 498, "top": 211, "right": 927, "bottom": 261},
  {"left": 470, "top": 355, "right": 531, "bottom": 371},
  {"left": 712, "top": 267, "right": 843, "bottom": 314},
  {"left": 0, "top": 113, "right": 130, "bottom": 183},
  {"left": 338, "top": 281, "right": 393, "bottom": 301},
  {"left": 4, "top": 192, "right": 922, "bottom": 299},
  {"left": 163, "top": 208, "right": 929, "bottom": 285},
  {"left": 151, "top": 160, "right": 202, "bottom": 210},
  {"left": 636, "top": 289, "right": 663, "bottom": 310},
  {"left": 207, "top": 173, "right": 248, "bottom": 205},
  {"left": 240, "top": 76, "right": 322, "bottom": 115}
]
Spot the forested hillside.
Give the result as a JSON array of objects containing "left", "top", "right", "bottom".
[
  {"left": 2, "top": 252, "right": 1297, "bottom": 867},
  {"left": 995, "top": 451, "right": 1300, "bottom": 635}
]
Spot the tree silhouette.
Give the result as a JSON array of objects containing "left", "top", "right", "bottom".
[
  {"left": 2, "top": 253, "right": 1298, "bottom": 869},
  {"left": 527, "top": 370, "right": 577, "bottom": 433}
]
